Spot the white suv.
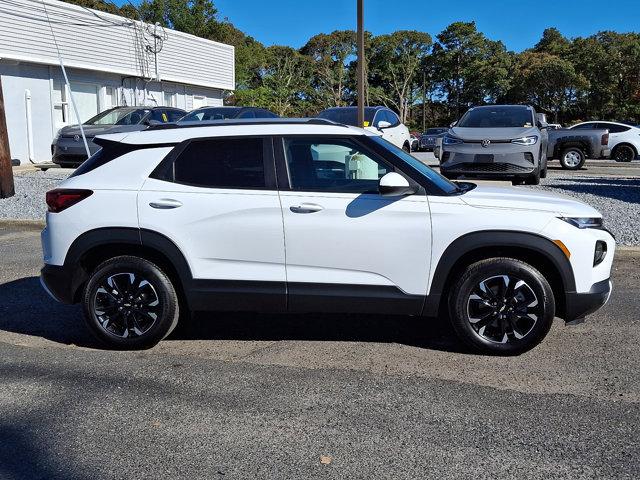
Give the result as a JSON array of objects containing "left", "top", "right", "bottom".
[{"left": 40, "top": 119, "right": 615, "bottom": 354}]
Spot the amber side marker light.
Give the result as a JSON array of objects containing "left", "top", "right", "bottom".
[{"left": 553, "top": 239, "right": 571, "bottom": 259}]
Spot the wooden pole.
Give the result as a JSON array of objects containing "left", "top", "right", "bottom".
[
  {"left": 0, "top": 76, "right": 15, "bottom": 199},
  {"left": 422, "top": 70, "right": 427, "bottom": 132},
  {"left": 356, "top": 0, "right": 365, "bottom": 128}
]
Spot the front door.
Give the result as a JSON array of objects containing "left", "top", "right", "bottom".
[
  {"left": 138, "top": 136, "right": 286, "bottom": 311},
  {"left": 276, "top": 136, "right": 432, "bottom": 314}
]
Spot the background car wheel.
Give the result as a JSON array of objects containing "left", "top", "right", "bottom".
[
  {"left": 612, "top": 144, "right": 636, "bottom": 162},
  {"left": 403, "top": 142, "right": 411, "bottom": 153},
  {"left": 559, "top": 148, "right": 585, "bottom": 170},
  {"left": 82, "top": 256, "right": 180, "bottom": 350},
  {"left": 448, "top": 257, "right": 555, "bottom": 355}
]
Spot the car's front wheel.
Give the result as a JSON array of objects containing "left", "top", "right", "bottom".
[
  {"left": 559, "top": 147, "right": 585, "bottom": 170},
  {"left": 82, "top": 256, "right": 180, "bottom": 349},
  {"left": 448, "top": 257, "right": 555, "bottom": 355}
]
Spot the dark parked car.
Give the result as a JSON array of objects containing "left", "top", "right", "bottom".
[
  {"left": 179, "top": 106, "right": 279, "bottom": 122},
  {"left": 419, "top": 127, "right": 448, "bottom": 151},
  {"left": 52, "top": 106, "right": 186, "bottom": 167}
]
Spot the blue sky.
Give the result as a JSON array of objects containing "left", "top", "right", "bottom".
[{"left": 117, "top": 0, "right": 640, "bottom": 51}]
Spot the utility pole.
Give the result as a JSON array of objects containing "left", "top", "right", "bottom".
[
  {"left": 422, "top": 70, "right": 427, "bottom": 133},
  {"left": 356, "top": 0, "right": 365, "bottom": 127},
  {"left": 0, "top": 76, "right": 15, "bottom": 199}
]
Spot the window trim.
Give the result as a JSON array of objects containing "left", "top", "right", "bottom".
[
  {"left": 149, "top": 135, "right": 278, "bottom": 191},
  {"left": 273, "top": 134, "right": 422, "bottom": 195}
]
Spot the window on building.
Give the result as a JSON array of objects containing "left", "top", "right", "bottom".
[
  {"left": 104, "top": 86, "right": 118, "bottom": 110},
  {"left": 52, "top": 78, "right": 68, "bottom": 126},
  {"left": 164, "top": 91, "right": 177, "bottom": 108},
  {"left": 173, "top": 138, "right": 266, "bottom": 189}
]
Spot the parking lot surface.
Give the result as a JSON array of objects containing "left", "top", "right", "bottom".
[{"left": 1, "top": 224, "right": 639, "bottom": 479}]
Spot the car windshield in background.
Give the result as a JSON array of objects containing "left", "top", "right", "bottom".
[
  {"left": 368, "top": 136, "right": 460, "bottom": 195},
  {"left": 425, "top": 128, "right": 447, "bottom": 135},
  {"left": 181, "top": 108, "right": 241, "bottom": 121},
  {"left": 85, "top": 108, "right": 148, "bottom": 126},
  {"left": 458, "top": 107, "right": 534, "bottom": 128},
  {"left": 318, "top": 108, "right": 375, "bottom": 127}
]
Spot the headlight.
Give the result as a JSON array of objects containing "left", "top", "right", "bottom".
[
  {"left": 559, "top": 217, "right": 603, "bottom": 229},
  {"left": 443, "top": 135, "right": 462, "bottom": 146},
  {"left": 511, "top": 136, "right": 538, "bottom": 146}
]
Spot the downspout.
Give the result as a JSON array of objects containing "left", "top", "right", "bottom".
[{"left": 24, "top": 89, "right": 35, "bottom": 163}]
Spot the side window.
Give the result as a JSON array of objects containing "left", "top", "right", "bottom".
[
  {"left": 238, "top": 110, "right": 256, "bottom": 119},
  {"left": 284, "top": 138, "right": 393, "bottom": 194},
  {"left": 150, "top": 109, "right": 171, "bottom": 123},
  {"left": 572, "top": 123, "right": 595, "bottom": 130},
  {"left": 373, "top": 111, "right": 383, "bottom": 128},
  {"left": 385, "top": 110, "right": 400, "bottom": 126},
  {"left": 172, "top": 138, "right": 265, "bottom": 189},
  {"left": 603, "top": 123, "right": 630, "bottom": 133},
  {"left": 166, "top": 110, "right": 185, "bottom": 122}
]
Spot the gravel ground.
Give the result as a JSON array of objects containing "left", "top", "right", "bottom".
[{"left": 1, "top": 166, "right": 638, "bottom": 245}]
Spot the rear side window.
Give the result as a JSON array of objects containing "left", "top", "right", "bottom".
[
  {"left": 172, "top": 138, "right": 265, "bottom": 189},
  {"left": 69, "top": 142, "right": 137, "bottom": 177},
  {"left": 601, "top": 123, "right": 630, "bottom": 133}
]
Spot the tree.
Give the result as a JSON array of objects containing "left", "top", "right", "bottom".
[
  {"left": 534, "top": 28, "right": 570, "bottom": 56},
  {"left": 367, "top": 30, "right": 432, "bottom": 123},
  {"left": 431, "top": 22, "right": 511, "bottom": 119},
  {"left": 300, "top": 31, "right": 356, "bottom": 108}
]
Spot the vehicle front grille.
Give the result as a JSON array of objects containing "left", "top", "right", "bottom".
[
  {"left": 53, "top": 154, "right": 86, "bottom": 165},
  {"left": 447, "top": 163, "right": 533, "bottom": 173}
]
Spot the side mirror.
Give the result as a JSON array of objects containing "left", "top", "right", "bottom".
[
  {"left": 377, "top": 120, "right": 392, "bottom": 130},
  {"left": 538, "top": 121, "right": 549, "bottom": 130},
  {"left": 450, "top": 121, "right": 457, "bottom": 128},
  {"left": 378, "top": 172, "right": 414, "bottom": 197}
]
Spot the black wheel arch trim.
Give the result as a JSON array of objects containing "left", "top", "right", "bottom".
[
  {"left": 54, "top": 227, "right": 194, "bottom": 306},
  {"left": 422, "top": 230, "right": 577, "bottom": 318}
]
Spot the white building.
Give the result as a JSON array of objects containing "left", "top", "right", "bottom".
[{"left": 0, "top": 0, "right": 235, "bottom": 164}]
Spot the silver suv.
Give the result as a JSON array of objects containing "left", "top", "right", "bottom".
[{"left": 439, "top": 105, "right": 548, "bottom": 185}]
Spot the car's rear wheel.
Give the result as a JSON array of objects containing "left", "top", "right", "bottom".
[
  {"left": 559, "top": 147, "right": 585, "bottom": 170},
  {"left": 82, "top": 256, "right": 180, "bottom": 349},
  {"left": 612, "top": 144, "right": 636, "bottom": 162},
  {"left": 448, "top": 258, "right": 555, "bottom": 355}
]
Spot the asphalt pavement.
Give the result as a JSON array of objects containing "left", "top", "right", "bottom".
[{"left": 1, "top": 224, "right": 639, "bottom": 479}]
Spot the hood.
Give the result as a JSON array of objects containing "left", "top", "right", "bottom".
[
  {"left": 450, "top": 126, "right": 538, "bottom": 141},
  {"left": 461, "top": 184, "right": 601, "bottom": 217},
  {"left": 59, "top": 124, "right": 146, "bottom": 137}
]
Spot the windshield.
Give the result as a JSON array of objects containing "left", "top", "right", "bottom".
[
  {"left": 368, "top": 136, "right": 460, "bottom": 195},
  {"left": 85, "top": 108, "right": 148, "bottom": 126},
  {"left": 458, "top": 106, "right": 534, "bottom": 128},
  {"left": 181, "top": 108, "right": 240, "bottom": 121},
  {"left": 425, "top": 128, "right": 446, "bottom": 135},
  {"left": 317, "top": 108, "right": 376, "bottom": 127}
]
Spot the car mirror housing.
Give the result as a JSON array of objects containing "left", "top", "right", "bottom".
[
  {"left": 377, "top": 120, "right": 392, "bottom": 130},
  {"left": 378, "top": 172, "right": 414, "bottom": 196}
]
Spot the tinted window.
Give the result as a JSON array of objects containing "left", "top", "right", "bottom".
[
  {"left": 317, "top": 108, "right": 376, "bottom": 127},
  {"left": 384, "top": 110, "right": 399, "bottom": 126},
  {"left": 284, "top": 138, "right": 393, "bottom": 193},
  {"left": 180, "top": 107, "right": 241, "bottom": 121},
  {"left": 458, "top": 106, "right": 534, "bottom": 128},
  {"left": 571, "top": 123, "right": 596, "bottom": 130},
  {"left": 238, "top": 110, "right": 256, "bottom": 119},
  {"left": 150, "top": 110, "right": 170, "bottom": 123},
  {"left": 173, "top": 138, "right": 265, "bottom": 189},
  {"left": 601, "top": 123, "right": 630, "bottom": 133},
  {"left": 165, "top": 110, "right": 185, "bottom": 122},
  {"left": 425, "top": 128, "right": 446, "bottom": 135},
  {"left": 86, "top": 108, "right": 149, "bottom": 125},
  {"left": 257, "top": 109, "right": 279, "bottom": 118}
]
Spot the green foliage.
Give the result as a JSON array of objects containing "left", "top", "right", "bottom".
[{"left": 61, "top": 0, "right": 640, "bottom": 126}]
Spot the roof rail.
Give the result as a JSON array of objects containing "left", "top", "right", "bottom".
[{"left": 146, "top": 117, "right": 350, "bottom": 131}]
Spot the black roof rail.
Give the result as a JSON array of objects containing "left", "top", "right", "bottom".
[{"left": 146, "top": 117, "right": 350, "bottom": 131}]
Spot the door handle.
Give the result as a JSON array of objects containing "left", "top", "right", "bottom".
[
  {"left": 290, "top": 203, "right": 324, "bottom": 214},
  {"left": 149, "top": 199, "right": 182, "bottom": 209}
]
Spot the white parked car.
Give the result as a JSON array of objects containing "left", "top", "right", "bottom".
[
  {"left": 318, "top": 106, "right": 412, "bottom": 152},
  {"left": 569, "top": 121, "right": 640, "bottom": 162},
  {"left": 41, "top": 118, "right": 615, "bottom": 354}
]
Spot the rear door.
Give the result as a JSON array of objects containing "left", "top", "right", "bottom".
[
  {"left": 275, "top": 135, "right": 431, "bottom": 314},
  {"left": 138, "top": 136, "right": 286, "bottom": 310}
]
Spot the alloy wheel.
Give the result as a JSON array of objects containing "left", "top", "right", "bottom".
[
  {"left": 93, "top": 272, "right": 160, "bottom": 338},
  {"left": 614, "top": 145, "right": 635, "bottom": 162},
  {"left": 466, "top": 275, "right": 541, "bottom": 344},
  {"left": 563, "top": 150, "right": 582, "bottom": 168}
]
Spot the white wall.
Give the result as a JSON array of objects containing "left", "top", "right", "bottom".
[
  {"left": 0, "top": 63, "right": 225, "bottom": 164},
  {"left": 0, "top": 0, "right": 234, "bottom": 91}
]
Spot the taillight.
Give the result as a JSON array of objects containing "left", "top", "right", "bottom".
[
  {"left": 601, "top": 133, "right": 609, "bottom": 145},
  {"left": 46, "top": 189, "right": 93, "bottom": 213}
]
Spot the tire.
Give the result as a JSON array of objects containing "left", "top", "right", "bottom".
[
  {"left": 403, "top": 142, "right": 411, "bottom": 153},
  {"left": 448, "top": 257, "right": 555, "bottom": 355},
  {"left": 524, "top": 169, "right": 541, "bottom": 185},
  {"left": 511, "top": 178, "right": 525, "bottom": 186},
  {"left": 559, "top": 147, "right": 585, "bottom": 170},
  {"left": 82, "top": 256, "right": 180, "bottom": 349},
  {"left": 612, "top": 144, "right": 636, "bottom": 162}
]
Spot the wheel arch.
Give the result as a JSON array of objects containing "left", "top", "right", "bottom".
[
  {"left": 553, "top": 140, "right": 589, "bottom": 159},
  {"left": 423, "top": 231, "right": 576, "bottom": 319},
  {"left": 64, "top": 228, "right": 193, "bottom": 307},
  {"left": 612, "top": 142, "right": 638, "bottom": 156}
]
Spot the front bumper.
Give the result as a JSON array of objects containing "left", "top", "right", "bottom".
[
  {"left": 440, "top": 143, "right": 539, "bottom": 178},
  {"left": 51, "top": 137, "right": 99, "bottom": 166},
  {"left": 563, "top": 278, "right": 612, "bottom": 322}
]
